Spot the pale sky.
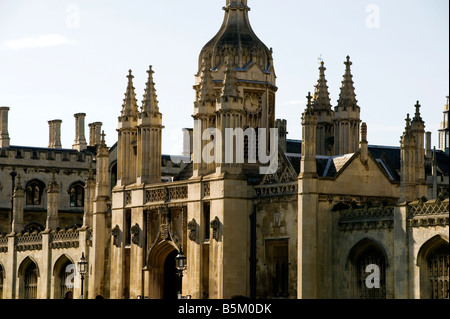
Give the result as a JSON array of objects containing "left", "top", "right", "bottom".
[{"left": 0, "top": 0, "right": 448, "bottom": 155}]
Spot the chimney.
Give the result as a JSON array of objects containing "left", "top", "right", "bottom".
[
  {"left": 48, "top": 120, "right": 62, "bottom": 149},
  {"left": 0, "top": 107, "right": 11, "bottom": 148},
  {"left": 182, "top": 128, "right": 193, "bottom": 158},
  {"left": 275, "top": 119, "right": 287, "bottom": 153},
  {"left": 73, "top": 113, "right": 87, "bottom": 151},
  {"left": 89, "top": 122, "right": 103, "bottom": 146}
]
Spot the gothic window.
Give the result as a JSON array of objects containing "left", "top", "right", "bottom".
[
  {"left": 25, "top": 180, "right": 45, "bottom": 206},
  {"left": 23, "top": 262, "right": 38, "bottom": 299},
  {"left": 419, "top": 237, "right": 449, "bottom": 299},
  {"left": 265, "top": 240, "right": 289, "bottom": 298},
  {"left": 349, "top": 239, "right": 387, "bottom": 299},
  {"left": 23, "top": 222, "right": 45, "bottom": 234},
  {"left": 69, "top": 183, "right": 85, "bottom": 207},
  {"left": 0, "top": 264, "right": 4, "bottom": 299}
]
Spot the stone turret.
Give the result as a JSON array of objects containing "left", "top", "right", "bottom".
[
  {"left": 117, "top": 70, "right": 139, "bottom": 186},
  {"left": 399, "top": 114, "right": 417, "bottom": 202},
  {"left": 411, "top": 101, "right": 426, "bottom": 198},
  {"left": 313, "top": 61, "right": 334, "bottom": 156},
  {"left": 334, "top": 56, "right": 361, "bottom": 155},
  {"left": 137, "top": 66, "right": 163, "bottom": 185}
]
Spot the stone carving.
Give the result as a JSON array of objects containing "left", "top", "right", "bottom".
[
  {"left": 125, "top": 191, "right": 132, "bottom": 205},
  {"left": 112, "top": 225, "right": 120, "bottom": 247},
  {"left": 210, "top": 217, "right": 221, "bottom": 241},
  {"left": 160, "top": 224, "right": 169, "bottom": 240},
  {"left": 131, "top": 224, "right": 140, "bottom": 245},
  {"left": 187, "top": 219, "right": 198, "bottom": 242},
  {"left": 203, "top": 182, "right": 211, "bottom": 198}
]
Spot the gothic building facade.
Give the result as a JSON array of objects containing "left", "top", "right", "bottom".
[{"left": 0, "top": 0, "right": 448, "bottom": 300}]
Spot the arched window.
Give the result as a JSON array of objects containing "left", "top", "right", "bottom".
[
  {"left": 0, "top": 264, "right": 4, "bottom": 299},
  {"left": 418, "top": 236, "right": 449, "bottom": 299},
  {"left": 25, "top": 180, "right": 45, "bottom": 206},
  {"left": 23, "top": 223, "right": 45, "bottom": 234},
  {"left": 349, "top": 238, "right": 387, "bottom": 299},
  {"left": 19, "top": 258, "right": 39, "bottom": 299},
  {"left": 69, "top": 183, "right": 85, "bottom": 207}
]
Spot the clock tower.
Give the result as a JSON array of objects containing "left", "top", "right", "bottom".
[{"left": 192, "top": 0, "right": 277, "bottom": 177}]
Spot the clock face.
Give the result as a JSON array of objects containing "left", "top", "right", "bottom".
[{"left": 244, "top": 93, "right": 262, "bottom": 114}]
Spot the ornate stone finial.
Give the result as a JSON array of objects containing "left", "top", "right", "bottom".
[
  {"left": 121, "top": 69, "right": 139, "bottom": 118},
  {"left": 413, "top": 100, "right": 423, "bottom": 122},
  {"left": 361, "top": 122, "right": 368, "bottom": 142},
  {"left": 142, "top": 65, "right": 159, "bottom": 114},
  {"left": 101, "top": 130, "right": 106, "bottom": 146},
  {"left": 198, "top": 54, "right": 213, "bottom": 103},
  {"left": 221, "top": 51, "right": 239, "bottom": 99},
  {"left": 313, "top": 60, "right": 332, "bottom": 112},
  {"left": 337, "top": 56, "right": 358, "bottom": 110},
  {"left": 306, "top": 92, "right": 313, "bottom": 112}
]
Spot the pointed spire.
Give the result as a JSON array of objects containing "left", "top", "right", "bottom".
[
  {"left": 401, "top": 114, "right": 415, "bottom": 143},
  {"left": 141, "top": 66, "right": 159, "bottom": 114},
  {"left": 337, "top": 56, "right": 358, "bottom": 109},
  {"left": 313, "top": 61, "right": 332, "bottom": 112},
  {"left": 121, "top": 70, "right": 139, "bottom": 118},
  {"left": 221, "top": 52, "right": 239, "bottom": 99}
]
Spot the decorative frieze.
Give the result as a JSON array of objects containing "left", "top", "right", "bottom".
[
  {"left": 145, "top": 185, "right": 188, "bottom": 203},
  {"left": 407, "top": 198, "right": 449, "bottom": 228},
  {"left": 255, "top": 183, "right": 297, "bottom": 198},
  {"left": 16, "top": 232, "right": 43, "bottom": 251},
  {"left": 338, "top": 206, "right": 395, "bottom": 232},
  {"left": 50, "top": 229, "right": 80, "bottom": 249}
]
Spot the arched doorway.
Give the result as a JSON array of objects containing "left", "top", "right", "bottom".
[
  {"left": 53, "top": 255, "right": 74, "bottom": 299},
  {"left": 348, "top": 238, "right": 388, "bottom": 299},
  {"left": 164, "top": 250, "right": 179, "bottom": 300},
  {"left": 418, "top": 236, "right": 449, "bottom": 299},
  {"left": 147, "top": 240, "right": 180, "bottom": 299}
]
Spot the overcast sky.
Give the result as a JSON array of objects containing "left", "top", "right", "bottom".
[{"left": 0, "top": 0, "right": 448, "bottom": 155}]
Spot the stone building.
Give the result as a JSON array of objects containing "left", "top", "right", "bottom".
[{"left": 0, "top": 0, "right": 448, "bottom": 300}]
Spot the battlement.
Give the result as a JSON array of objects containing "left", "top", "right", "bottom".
[{"left": 0, "top": 146, "right": 93, "bottom": 167}]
